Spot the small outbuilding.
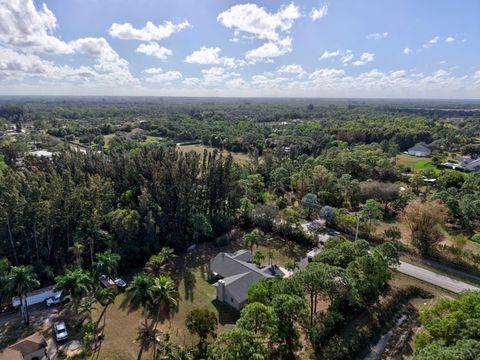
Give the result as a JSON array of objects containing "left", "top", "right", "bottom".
[
  {"left": 0, "top": 332, "right": 48, "bottom": 360},
  {"left": 407, "top": 144, "right": 431, "bottom": 157}
]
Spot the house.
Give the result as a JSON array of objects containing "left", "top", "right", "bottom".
[
  {"left": 29, "top": 150, "right": 54, "bottom": 160},
  {"left": 407, "top": 144, "right": 431, "bottom": 157},
  {"left": 460, "top": 156, "right": 480, "bottom": 172},
  {"left": 209, "top": 250, "right": 283, "bottom": 310},
  {"left": 440, "top": 162, "right": 460, "bottom": 170},
  {"left": 0, "top": 332, "right": 48, "bottom": 360}
]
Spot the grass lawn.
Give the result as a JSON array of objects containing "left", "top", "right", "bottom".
[
  {"left": 396, "top": 153, "right": 442, "bottom": 173},
  {"left": 177, "top": 144, "right": 251, "bottom": 164},
  {"left": 92, "top": 235, "right": 306, "bottom": 359},
  {"left": 396, "top": 153, "right": 427, "bottom": 170},
  {"left": 92, "top": 242, "right": 246, "bottom": 360}
]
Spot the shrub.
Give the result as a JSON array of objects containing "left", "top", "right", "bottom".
[
  {"left": 214, "top": 234, "right": 231, "bottom": 247},
  {"left": 471, "top": 233, "right": 480, "bottom": 244},
  {"left": 274, "top": 223, "right": 315, "bottom": 247}
]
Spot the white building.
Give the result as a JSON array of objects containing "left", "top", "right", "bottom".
[{"left": 407, "top": 144, "right": 431, "bottom": 157}]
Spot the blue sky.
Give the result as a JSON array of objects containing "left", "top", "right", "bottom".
[{"left": 0, "top": 0, "right": 479, "bottom": 98}]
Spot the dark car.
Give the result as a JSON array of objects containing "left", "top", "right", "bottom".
[
  {"left": 114, "top": 277, "right": 127, "bottom": 291},
  {"left": 0, "top": 302, "right": 15, "bottom": 315}
]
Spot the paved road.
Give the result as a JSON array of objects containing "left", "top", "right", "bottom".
[
  {"left": 300, "top": 220, "right": 480, "bottom": 294},
  {"left": 396, "top": 261, "right": 480, "bottom": 293}
]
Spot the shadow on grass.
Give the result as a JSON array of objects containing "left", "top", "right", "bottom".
[{"left": 211, "top": 299, "right": 239, "bottom": 326}]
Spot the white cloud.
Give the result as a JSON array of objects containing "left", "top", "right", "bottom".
[
  {"left": 320, "top": 50, "right": 341, "bottom": 60},
  {"left": 445, "top": 36, "right": 455, "bottom": 44},
  {"left": 423, "top": 36, "right": 440, "bottom": 48},
  {"left": 474, "top": 70, "right": 480, "bottom": 85},
  {"left": 143, "top": 67, "right": 163, "bottom": 74},
  {"left": 309, "top": 68, "right": 346, "bottom": 81},
  {"left": 0, "top": 0, "right": 72, "bottom": 54},
  {"left": 341, "top": 50, "right": 354, "bottom": 64},
  {"left": 352, "top": 52, "right": 375, "bottom": 66},
  {"left": 69, "top": 37, "right": 137, "bottom": 85},
  {"left": 403, "top": 47, "right": 412, "bottom": 55},
  {"left": 217, "top": 3, "right": 301, "bottom": 42},
  {"left": 145, "top": 70, "right": 182, "bottom": 83},
  {"left": 0, "top": 47, "right": 72, "bottom": 80},
  {"left": 367, "top": 32, "right": 388, "bottom": 40},
  {"left": 251, "top": 74, "right": 289, "bottom": 88},
  {"left": 201, "top": 66, "right": 240, "bottom": 86},
  {"left": 245, "top": 37, "right": 293, "bottom": 61},
  {"left": 0, "top": 0, "right": 137, "bottom": 87},
  {"left": 225, "top": 77, "right": 249, "bottom": 89},
  {"left": 136, "top": 42, "right": 172, "bottom": 59},
  {"left": 0, "top": 45, "right": 137, "bottom": 87},
  {"left": 109, "top": 20, "right": 190, "bottom": 41},
  {"left": 185, "top": 46, "right": 240, "bottom": 67},
  {"left": 310, "top": 4, "right": 328, "bottom": 21},
  {"left": 277, "top": 64, "right": 304, "bottom": 74}
]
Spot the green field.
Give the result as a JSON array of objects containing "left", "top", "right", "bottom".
[
  {"left": 177, "top": 143, "right": 251, "bottom": 164},
  {"left": 396, "top": 153, "right": 442, "bottom": 174}
]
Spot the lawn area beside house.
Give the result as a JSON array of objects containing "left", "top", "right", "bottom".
[
  {"left": 396, "top": 153, "right": 441, "bottom": 173},
  {"left": 396, "top": 153, "right": 428, "bottom": 170},
  {"left": 92, "top": 236, "right": 305, "bottom": 360}
]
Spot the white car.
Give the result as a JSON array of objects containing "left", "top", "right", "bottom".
[
  {"left": 46, "top": 293, "right": 71, "bottom": 307},
  {"left": 114, "top": 278, "right": 127, "bottom": 290},
  {"left": 53, "top": 321, "right": 68, "bottom": 342}
]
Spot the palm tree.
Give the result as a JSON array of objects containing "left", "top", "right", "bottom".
[
  {"left": 95, "top": 288, "right": 116, "bottom": 328},
  {"left": 145, "top": 247, "right": 174, "bottom": 276},
  {"left": 54, "top": 268, "right": 93, "bottom": 311},
  {"left": 79, "top": 297, "right": 97, "bottom": 321},
  {"left": 266, "top": 248, "right": 277, "bottom": 265},
  {"left": 150, "top": 276, "right": 177, "bottom": 328},
  {"left": 3, "top": 266, "right": 40, "bottom": 326},
  {"left": 124, "top": 272, "right": 154, "bottom": 326},
  {"left": 69, "top": 241, "right": 85, "bottom": 269},
  {"left": 253, "top": 251, "right": 265, "bottom": 266},
  {"left": 149, "top": 276, "right": 178, "bottom": 356},
  {"left": 94, "top": 250, "right": 121, "bottom": 278},
  {"left": 135, "top": 324, "right": 159, "bottom": 360},
  {"left": 244, "top": 230, "right": 261, "bottom": 252}
]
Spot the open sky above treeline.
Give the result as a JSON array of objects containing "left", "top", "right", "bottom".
[{"left": 1, "top": 0, "right": 479, "bottom": 98}]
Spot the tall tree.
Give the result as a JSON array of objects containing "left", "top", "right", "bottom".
[
  {"left": 94, "top": 250, "right": 121, "bottom": 278},
  {"left": 401, "top": 199, "right": 449, "bottom": 254},
  {"left": 95, "top": 288, "right": 116, "bottom": 328},
  {"left": 54, "top": 268, "right": 93, "bottom": 311},
  {"left": 3, "top": 265, "right": 40, "bottom": 326},
  {"left": 186, "top": 308, "right": 218, "bottom": 354},
  {"left": 124, "top": 272, "right": 154, "bottom": 326}
]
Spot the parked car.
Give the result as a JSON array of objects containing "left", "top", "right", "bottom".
[
  {"left": 0, "top": 302, "right": 15, "bottom": 315},
  {"left": 46, "top": 292, "right": 72, "bottom": 307},
  {"left": 114, "top": 277, "right": 127, "bottom": 291},
  {"left": 53, "top": 321, "right": 68, "bottom": 342}
]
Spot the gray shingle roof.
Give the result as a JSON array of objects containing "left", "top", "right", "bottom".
[
  {"left": 210, "top": 250, "right": 283, "bottom": 305},
  {"left": 408, "top": 144, "right": 430, "bottom": 152}
]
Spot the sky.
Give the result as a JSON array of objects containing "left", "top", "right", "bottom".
[{"left": 0, "top": 0, "right": 479, "bottom": 98}]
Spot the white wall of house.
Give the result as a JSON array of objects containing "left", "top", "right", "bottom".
[{"left": 408, "top": 150, "right": 429, "bottom": 157}]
